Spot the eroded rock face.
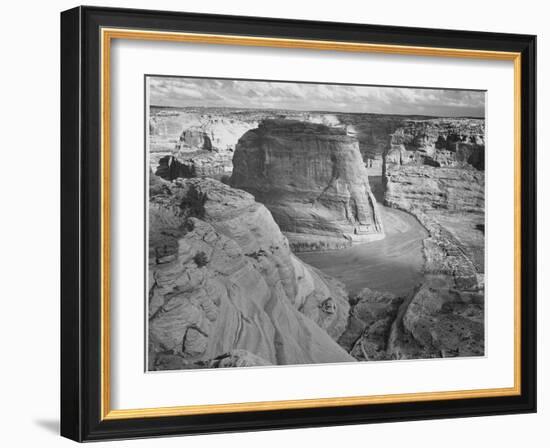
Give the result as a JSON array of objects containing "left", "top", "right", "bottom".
[
  {"left": 389, "top": 276, "right": 484, "bottom": 359},
  {"left": 150, "top": 108, "right": 485, "bottom": 178},
  {"left": 338, "top": 288, "right": 404, "bottom": 361},
  {"left": 148, "top": 108, "right": 486, "bottom": 363},
  {"left": 231, "top": 119, "right": 384, "bottom": 251},
  {"left": 385, "top": 165, "right": 485, "bottom": 275},
  {"left": 155, "top": 152, "right": 233, "bottom": 180},
  {"left": 381, "top": 124, "right": 485, "bottom": 358},
  {"left": 385, "top": 165, "right": 484, "bottom": 214},
  {"left": 148, "top": 177, "right": 354, "bottom": 370},
  {"left": 338, "top": 276, "right": 483, "bottom": 361},
  {"left": 150, "top": 110, "right": 259, "bottom": 181},
  {"left": 385, "top": 119, "right": 485, "bottom": 170},
  {"left": 176, "top": 128, "right": 213, "bottom": 151}
]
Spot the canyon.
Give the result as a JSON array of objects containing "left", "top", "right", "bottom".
[
  {"left": 148, "top": 105, "right": 485, "bottom": 369},
  {"left": 148, "top": 176, "right": 354, "bottom": 370}
]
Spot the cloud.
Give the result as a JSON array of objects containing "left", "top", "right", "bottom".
[{"left": 148, "top": 77, "right": 485, "bottom": 117}]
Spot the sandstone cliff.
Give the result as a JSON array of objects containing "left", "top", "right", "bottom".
[
  {"left": 155, "top": 152, "right": 233, "bottom": 180},
  {"left": 148, "top": 108, "right": 486, "bottom": 362},
  {"left": 175, "top": 117, "right": 258, "bottom": 153},
  {"left": 148, "top": 177, "right": 354, "bottom": 370},
  {"left": 231, "top": 119, "right": 384, "bottom": 251},
  {"left": 150, "top": 107, "right": 486, "bottom": 178},
  {"left": 377, "top": 127, "right": 485, "bottom": 359},
  {"left": 385, "top": 119, "right": 485, "bottom": 170},
  {"left": 150, "top": 109, "right": 259, "bottom": 180}
]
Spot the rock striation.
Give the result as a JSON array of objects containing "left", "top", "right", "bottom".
[
  {"left": 150, "top": 109, "right": 260, "bottom": 181},
  {"left": 155, "top": 152, "right": 233, "bottom": 180},
  {"left": 385, "top": 119, "right": 485, "bottom": 170},
  {"left": 150, "top": 107, "right": 486, "bottom": 178},
  {"left": 231, "top": 119, "right": 384, "bottom": 251},
  {"left": 148, "top": 177, "right": 355, "bottom": 370},
  {"left": 174, "top": 117, "right": 258, "bottom": 153},
  {"left": 149, "top": 107, "right": 486, "bottom": 363},
  {"left": 379, "top": 121, "right": 485, "bottom": 359},
  {"left": 384, "top": 165, "right": 485, "bottom": 274},
  {"left": 340, "top": 278, "right": 484, "bottom": 361},
  {"left": 338, "top": 288, "right": 404, "bottom": 361}
]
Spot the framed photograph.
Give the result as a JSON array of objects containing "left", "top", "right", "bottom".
[{"left": 60, "top": 6, "right": 536, "bottom": 442}]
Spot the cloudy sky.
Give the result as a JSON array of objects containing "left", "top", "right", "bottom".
[{"left": 148, "top": 76, "right": 485, "bottom": 117}]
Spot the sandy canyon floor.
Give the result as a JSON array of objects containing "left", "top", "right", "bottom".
[{"left": 298, "top": 205, "right": 427, "bottom": 296}]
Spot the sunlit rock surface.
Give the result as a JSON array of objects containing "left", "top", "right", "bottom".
[
  {"left": 380, "top": 120, "right": 485, "bottom": 359},
  {"left": 231, "top": 119, "right": 384, "bottom": 251},
  {"left": 150, "top": 109, "right": 260, "bottom": 181},
  {"left": 148, "top": 106, "right": 487, "bottom": 364},
  {"left": 148, "top": 177, "right": 354, "bottom": 370},
  {"left": 385, "top": 119, "right": 485, "bottom": 170}
]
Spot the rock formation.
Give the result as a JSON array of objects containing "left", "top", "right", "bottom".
[
  {"left": 338, "top": 288, "right": 404, "bottom": 361},
  {"left": 150, "top": 107, "right": 486, "bottom": 178},
  {"left": 150, "top": 109, "right": 260, "bottom": 180},
  {"left": 148, "top": 107, "right": 487, "bottom": 364},
  {"left": 379, "top": 119, "right": 485, "bottom": 359},
  {"left": 384, "top": 119, "right": 485, "bottom": 170},
  {"left": 231, "top": 119, "right": 384, "bottom": 251},
  {"left": 388, "top": 276, "right": 484, "bottom": 359},
  {"left": 176, "top": 128, "right": 213, "bottom": 151},
  {"left": 148, "top": 176, "right": 354, "bottom": 370},
  {"left": 155, "top": 152, "right": 233, "bottom": 180},
  {"left": 340, "top": 279, "right": 484, "bottom": 361},
  {"left": 174, "top": 116, "right": 258, "bottom": 153}
]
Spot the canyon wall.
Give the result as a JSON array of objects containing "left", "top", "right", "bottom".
[
  {"left": 384, "top": 118, "right": 485, "bottom": 170},
  {"left": 230, "top": 119, "right": 384, "bottom": 252},
  {"left": 150, "top": 109, "right": 260, "bottom": 180},
  {"left": 155, "top": 152, "right": 233, "bottom": 180},
  {"left": 149, "top": 108, "right": 486, "bottom": 363},
  {"left": 150, "top": 108, "right": 485, "bottom": 180},
  {"left": 148, "top": 176, "right": 354, "bottom": 370},
  {"left": 374, "top": 118, "right": 486, "bottom": 359},
  {"left": 151, "top": 109, "right": 349, "bottom": 181}
]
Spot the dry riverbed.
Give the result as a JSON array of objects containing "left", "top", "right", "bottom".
[{"left": 297, "top": 205, "right": 428, "bottom": 296}]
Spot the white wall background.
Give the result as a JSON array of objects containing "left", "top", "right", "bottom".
[{"left": 0, "top": 0, "right": 546, "bottom": 446}]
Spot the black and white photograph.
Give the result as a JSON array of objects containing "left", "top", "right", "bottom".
[
  {"left": 146, "top": 76, "right": 486, "bottom": 371},
  {"left": 0, "top": 0, "right": 543, "bottom": 444}
]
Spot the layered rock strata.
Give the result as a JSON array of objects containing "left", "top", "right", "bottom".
[
  {"left": 155, "top": 152, "right": 232, "bottom": 180},
  {"left": 149, "top": 108, "right": 486, "bottom": 362},
  {"left": 378, "top": 142, "right": 485, "bottom": 358},
  {"left": 150, "top": 107, "right": 485, "bottom": 176},
  {"left": 150, "top": 109, "right": 259, "bottom": 180},
  {"left": 384, "top": 119, "right": 485, "bottom": 171},
  {"left": 231, "top": 119, "right": 384, "bottom": 251},
  {"left": 148, "top": 177, "right": 354, "bottom": 370}
]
